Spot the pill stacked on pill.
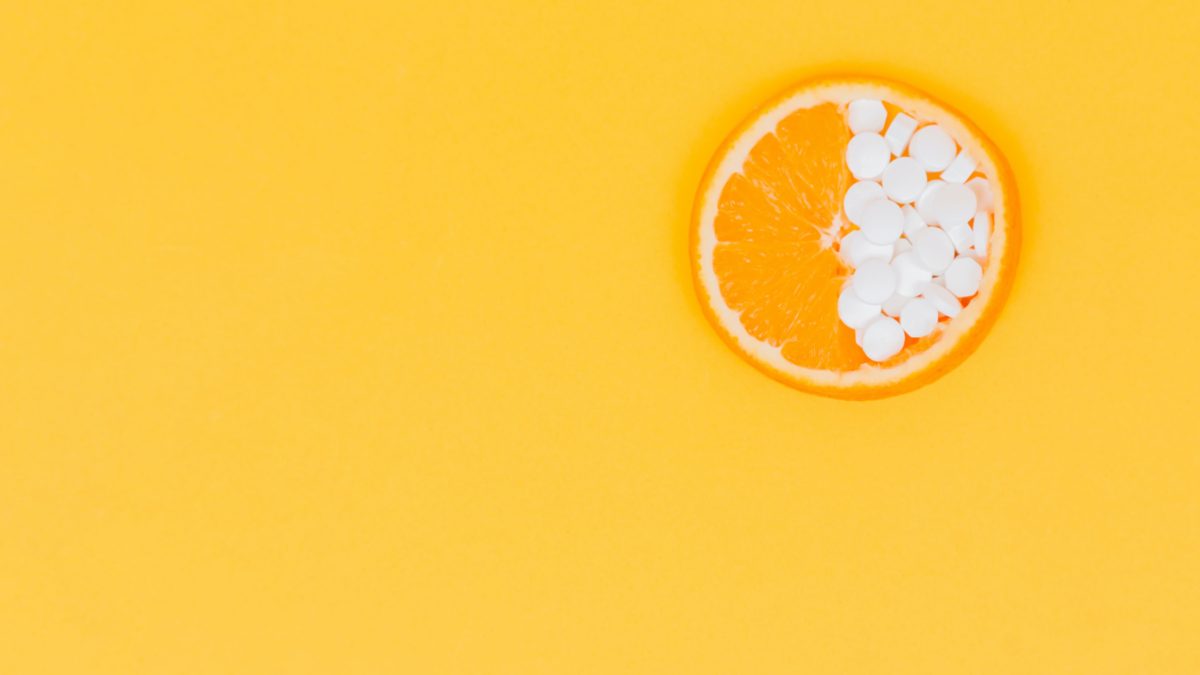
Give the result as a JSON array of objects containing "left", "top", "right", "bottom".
[{"left": 837, "top": 98, "right": 993, "bottom": 363}]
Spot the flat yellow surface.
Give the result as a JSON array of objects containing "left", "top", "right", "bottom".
[{"left": 2, "top": 2, "right": 1199, "bottom": 673}]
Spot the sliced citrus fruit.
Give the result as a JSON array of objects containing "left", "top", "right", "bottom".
[{"left": 691, "top": 75, "right": 1019, "bottom": 399}]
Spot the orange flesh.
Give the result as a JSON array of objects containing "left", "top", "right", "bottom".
[
  {"left": 713, "top": 103, "right": 861, "bottom": 370},
  {"left": 712, "top": 101, "right": 959, "bottom": 372}
]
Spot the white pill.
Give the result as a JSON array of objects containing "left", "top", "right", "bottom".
[
  {"left": 838, "top": 286, "right": 882, "bottom": 329},
  {"left": 943, "top": 256, "right": 983, "bottom": 298},
  {"left": 839, "top": 230, "right": 892, "bottom": 266},
  {"left": 902, "top": 204, "right": 927, "bottom": 237},
  {"left": 858, "top": 198, "right": 903, "bottom": 245},
  {"left": 947, "top": 223, "right": 974, "bottom": 255},
  {"left": 899, "top": 297, "right": 938, "bottom": 338},
  {"left": 884, "top": 113, "right": 918, "bottom": 155},
  {"left": 911, "top": 227, "right": 955, "bottom": 274},
  {"left": 846, "top": 133, "right": 891, "bottom": 179},
  {"left": 916, "top": 180, "right": 945, "bottom": 223},
  {"left": 852, "top": 258, "right": 897, "bottom": 304},
  {"left": 940, "top": 149, "right": 977, "bottom": 183},
  {"left": 966, "top": 177, "right": 993, "bottom": 211},
  {"left": 843, "top": 180, "right": 885, "bottom": 225},
  {"left": 882, "top": 293, "right": 911, "bottom": 318},
  {"left": 881, "top": 157, "right": 927, "bottom": 203},
  {"left": 929, "top": 181, "right": 977, "bottom": 227},
  {"left": 909, "top": 125, "right": 956, "bottom": 171},
  {"left": 918, "top": 281, "right": 961, "bottom": 318},
  {"left": 973, "top": 211, "right": 990, "bottom": 259},
  {"left": 847, "top": 99, "right": 887, "bottom": 134},
  {"left": 861, "top": 317, "right": 906, "bottom": 362},
  {"left": 855, "top": 318, "right": 876, "bottom": 346},
  {"left": 891, "top": 251, "right": 933, "bottom": 297}
]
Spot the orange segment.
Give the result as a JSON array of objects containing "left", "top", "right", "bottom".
[
  {"left": 691, "top": 75, "right": 1020, "bottom": 399},
  {"left": 712, "top": 102, "right": 862, "bottom": 372}
]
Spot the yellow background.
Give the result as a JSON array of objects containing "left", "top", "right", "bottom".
[{"left": 2, "top": 1, "right": 1199, "bottom": 673}]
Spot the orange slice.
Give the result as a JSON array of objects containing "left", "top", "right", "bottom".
[{"left": 691, "top": 75, "right": 1020, "bottom": 399}]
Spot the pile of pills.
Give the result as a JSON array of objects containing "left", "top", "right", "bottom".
[{"left": 836, "top": 99, "right": 993, "bottom": 363}]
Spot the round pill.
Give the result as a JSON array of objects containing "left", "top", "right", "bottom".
[
  {"left": 884, "top": 113, "right": 918, "bottom": 155},
  {"left": 858, "top": 198, "right": 903, "bottom": 245},
  {"left": 843, "top": 180, "right": 885, "bottom": 225},
  {"left": 882, "top": 293, "right": 911, "bottom": 318},
  {"left": 940, "top": 150, "right": 977, "bottom": 183},
  {"left": 918, "top": 281, "right": 962, "bottom": 318},
  {"left": 943, "top": 256, "right": 983, "bottom": 298},
  {"left": 899, "top": 297, "right": 939, "bottom": 338},
  {"left": 846, "top": 133, "right": 890, "bottom": 179},
  {"left": 947, "top": 223, "right": 974, "bottom": 255},
  {"left": 972, "top": 211, "right": 990, "bottom": 259},
  {"left": 902, "top": 204, "right": 927, "bottom": 236},
  {"left": 881, "top": 157, "right": 927, "bottom": 203},
  {"left": 861, "top": 317, "right": 906, "bottom": 362},
  {"left": 916, "top": 180, "right": 945, "bottom": 224},
  {"left": 847, "top": 99, "right": 887, "bottom": 134},
  {"left": 891, "top": 251, "right": 933, "bottom": 297},
  {"left": 838, "top": 230, "right": 892, "bottom": 266},
  {"left": 966, "top": 177, "right": 993, "bottom": 211},
  {"left": 855, "top": 318, "right": 876, "bottom": 347},
  {"left": 852, "top": 258, "right": 898, "bottom": 305},
  {"left": 838, "top": 286, "right": 882, "bottom": 328},
  {"left": 909, "top": 125, "right": 956, "bottom": 171},
  {"left": 929, "top": 182, "right": 977, "bottom": 227},
  {"left": 911, "top": 227, "right": 955, "bottom": 274}
]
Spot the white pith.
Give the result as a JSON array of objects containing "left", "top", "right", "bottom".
[{"left": 696, "top": 81, "right": 1011, "bottom": 387}]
